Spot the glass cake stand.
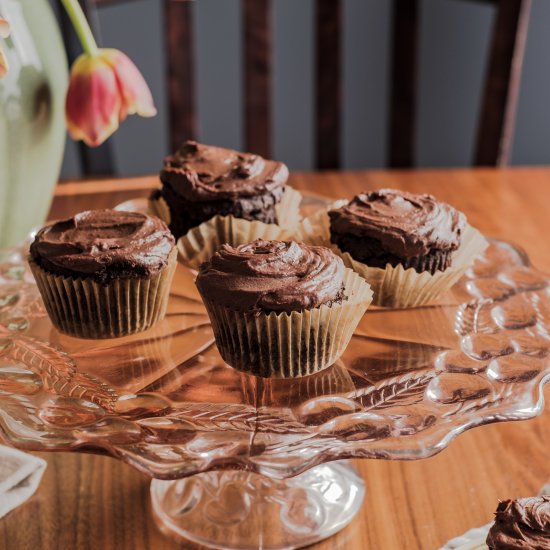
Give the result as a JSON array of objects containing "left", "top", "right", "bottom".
[{"left": 0, "top": 197, "right": 549, "bottom": 549}]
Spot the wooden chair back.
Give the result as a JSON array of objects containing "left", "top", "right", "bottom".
[{"left": 60, "top": 0, "right": 532, "bottom": 175}]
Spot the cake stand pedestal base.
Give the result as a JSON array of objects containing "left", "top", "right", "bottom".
[{"left": 150, "top": 460, "right": 365, "bottom": 550}]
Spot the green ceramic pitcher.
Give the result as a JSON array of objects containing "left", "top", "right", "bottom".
[{"left": 0, "top": 0, "right": 68, "bottom": 248}]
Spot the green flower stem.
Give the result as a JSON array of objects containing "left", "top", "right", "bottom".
[{"left": 60, "top": 0, "right": 99, "bottom": 56}]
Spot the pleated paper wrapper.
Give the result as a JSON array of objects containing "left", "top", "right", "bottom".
[
  {"left": 178, "top": 215, "right": 291, "bottom": 270},
  {"left": 148, "top": 193, "right": 172, "bottom": 226},
  {"left": 442, "top": 528, "right": 490, "bottom": 550},
  {"left": 292, "top": 202, "right": 488, "bottom": 308},
  {"left": 200, "top": 268, "right": 373, "bottom": 378},
  {"left": 274, "top": 185, "right": 302, "bottom": 229},
  {"left": 29, "top": 248, "right": 177, "bottom": 339},
  {"left": 150, "top": 186, "right": 302, "bottom": 269},
  {"left": 448, "top": 539, "right": 487, "bottom": 550}
]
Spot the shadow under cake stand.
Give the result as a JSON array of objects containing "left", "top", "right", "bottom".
[{"left": 0, "top": 209, "right": 549, "bottom": 549}]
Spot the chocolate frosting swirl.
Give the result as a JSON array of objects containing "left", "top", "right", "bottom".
[
  {"left": 486, "top": 497, "right": 550, "bottom": 550},
  {"left": 328, "top": 189, "right": 466, "bottom": 258},
  {"left": 160, "top": 141, "right": 288, "bottom": 202},
  {"left": 30, "top": 210, "right": 175, "bottom": 283},
  {"left": 196, "top": 239, "right": 345, "bottom": 313}
]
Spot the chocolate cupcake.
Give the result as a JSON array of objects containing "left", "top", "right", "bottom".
[
  {"left": 150, "top": 141, "right": 301, "bottom": 268},
  {"left": 293, "top": 189, "right": 487, "bottom": 308},
  {"left": 29, "top": 210, "right": 177, "bottom": 339},
  {"left": 450, "top": 495, "right": 550, "bottom": 550},
  {"left": 328, "top": 189, "right": 466, "bottom": 274},
  {"left": 196, "top": 239, "right": 372, "bottom": 378},
  {"left": 486, "top": 496, "right": 550, "bottom": 550}
]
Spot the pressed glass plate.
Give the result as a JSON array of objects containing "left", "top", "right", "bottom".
[{"left": 0, "top": 195, "right": 548, "bottom": 549}]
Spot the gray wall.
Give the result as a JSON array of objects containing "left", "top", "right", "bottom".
[{"left": 54, "top": 0, "right": 550, "bottom": 178}]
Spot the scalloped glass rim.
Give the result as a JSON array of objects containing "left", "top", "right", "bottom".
[{"left": 0, "top": 194, "right": 548, "bottom": 480}]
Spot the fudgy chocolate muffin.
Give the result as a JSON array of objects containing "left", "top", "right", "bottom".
[
  {"left": 195, "top": 239, "right": 372, "bottom": 377},
  {"left": 154, "top": 141, "right": 290, "bottom": 239},
  {"left": 196, "top": 239, "right": 346, "bottom": 314},
  {"left": 328, "top": 189, "right": 466, "bottom": 274},
  {"left": 29, "top": 210, "right": 177, "bottom": 338},
  {"left": 30, "top": 210, "right": 174, "bottom": 283},
  {"left": 486, "top": 496, "right": 550, "bottom": 550}
]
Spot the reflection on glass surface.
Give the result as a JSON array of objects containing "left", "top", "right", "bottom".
[
  {"left": 0, "top": 236, "right": 548, "bottom": 478},
  {"left": 1, "top": 204, "right": 549, "bottom": 548}
]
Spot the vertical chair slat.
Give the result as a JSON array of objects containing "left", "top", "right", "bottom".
[
  {"left": 475, "top": 0, "right": 531, "bottom": 166},
  {"left": 243, "top": 0, "right": 272, "bottom": 157},
  {"left": 388, "top": 0, "right": 419, "bottom": 168},
  {"left": 69, "top": 0, "right": 532, "bottom": 173},
  {"left": 315, "top": 0, "right": 342, "bottom": 169},
  {"left": 165, "top": 0, "right": 197, "bottom": 152}
]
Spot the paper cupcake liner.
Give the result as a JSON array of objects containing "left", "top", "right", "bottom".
[
  {"left": 148, "top": 193, "right": 172, "bottom": 226},
  {"left": 330, "top": 241, "right": 452, "bottom": 274},
  {"left": 450, "top": 539, "right": 487, "bottom": 550},
  {"left": 29, "top": 249, "right": 177, "bottom": 339},
  {"left": 150, "top": 185, "right": 301, "bottom": 233},
  {"left": 274, "top": 185, "right": 302, "bottom": 229},
  {"left": 152, "top": 185, "right": 301, "bottom": 270},
  {"left": 292, "top": 201, "right": 488, "bottom": 308},
  {"left": 177, "top": 215, "right": 288, "bottom": 270},
  {"left": 201, "top": 268, "right": 373, "bottom": 378},
  {"left": 442, "top": 481, "right": 550, "bottom": 550}
]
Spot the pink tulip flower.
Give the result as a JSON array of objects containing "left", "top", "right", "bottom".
[
  {"left": 66, "top": 48, "right": 157, "bottom": 147},
  {"left": 0, "top": 17, "right": 11, "bottom": 79}
]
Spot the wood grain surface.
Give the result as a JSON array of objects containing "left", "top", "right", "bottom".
[{"left": 2, "top": 168, "right": 550, "bottom": 550}]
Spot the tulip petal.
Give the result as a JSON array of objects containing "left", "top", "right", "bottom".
[
  {"left": 65, "top": 53, "right": 121, "bottom": 147},
  {"left": 0, "top": 18, "right": 10, "bottom": 78},
  {"left": 65, "top": 47, "right": 157, "bottom": 146},
  {"left": 102, "top": 48, "right": 157, "bottom": 121},
  {"left": 0, "top": 18, "right": 10, "bottom": 39},
  {"left": 0, "top": 48, "right": 8, "bottom": 79}
]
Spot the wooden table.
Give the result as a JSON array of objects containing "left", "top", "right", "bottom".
[{"left": 2, "top": 168, "right": 550, "bottom": 550}]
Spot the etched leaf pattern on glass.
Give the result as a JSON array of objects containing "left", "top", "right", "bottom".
[{"left": 0, "top": 237, "right": 548, "bottom": 479}]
